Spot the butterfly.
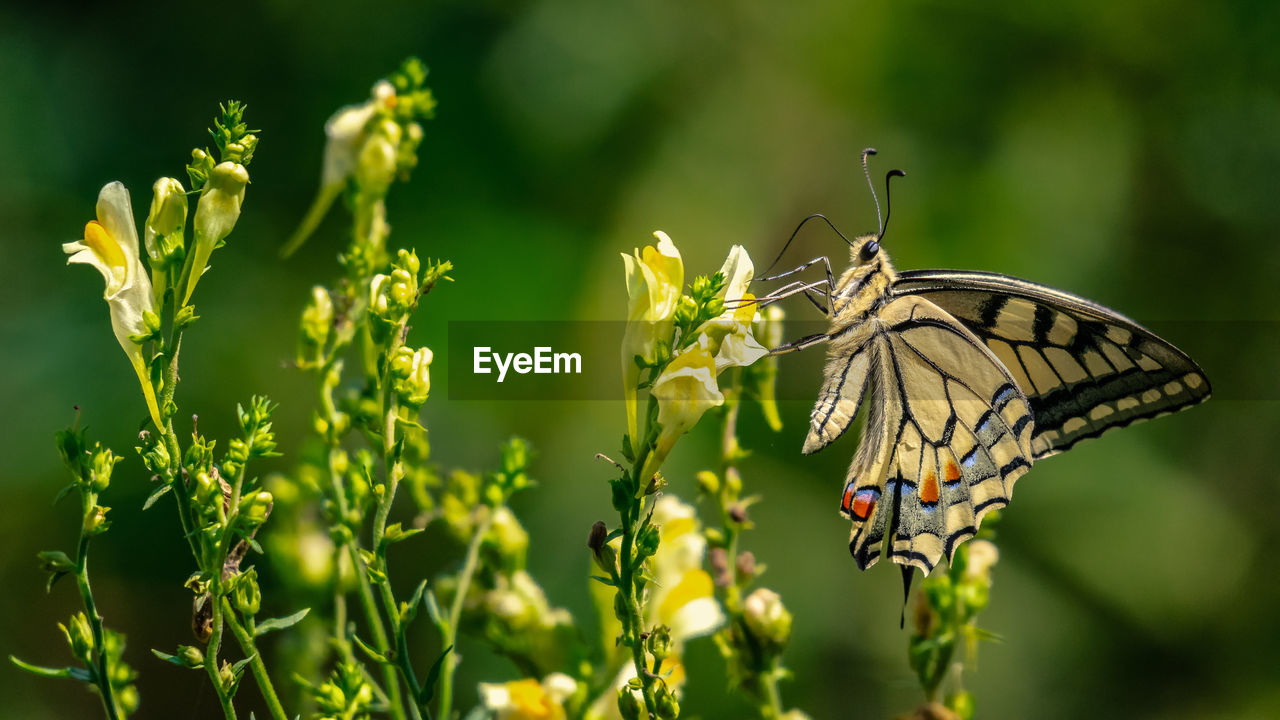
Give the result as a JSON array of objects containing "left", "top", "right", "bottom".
[{"left": 757, "top": 150, "right": 1211, "bottom": 576}]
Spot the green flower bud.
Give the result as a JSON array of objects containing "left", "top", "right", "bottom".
[
  {"left": 83, "top": 504, "right": 111, "bottom": 536},
  {"left": 617, "top": 687, "right": 644, "bottom": 720},
  {"left": 636, "top": 524, "right": 661, "bottom": 560},
  {"left": 648, "top": 624, "right": 672, "bottom": 661},
  {"left": 743, "top": 587, "right": 792, "bottom": 650},
  {"left": 613, "top": 592, "right": 631, "bottom": 632},
  {"left": 392, "top": 346, "right": 433, "bottom": 406},
  {"left": 355, "top": 118, "right": 401, "bottom": 194},
  {"left": 184, "top": 161, "right": 249, "bottom": 305},
  {"left": 232, "top": 569, "right": 262, "bottom": 616},
  {"left": 301, "top": 285, "right": 334, "bottom": 350},
  {"left": 88, "top": 444, "right": 121, "bottom": 493},
  {"left": 485, "top": 506, "right": 529, "bottom": 572},
  {"left": 62, "top": 612, "right": 94, "bottom": 660},
  {"left": 178, "top": 644, "right": 205, "bottom": 668},
  {"left": 144, "top": 177, "right": 187, "bottom": 270},
  {"left": 37, "top": 550, "right": 75, "bottom": 574},
  {"left": 695, "top": 470, "right": 720, "bottom": 495},
  {"left": 655, "top": 683, "right": 680, "bottom": 719},
  {"left": 195, "top": 471, "right": 217, "bottom": 507},
  {"left": 218, "top": 659, "right": 235, "bottom": 690},
  {"left": 240, "top": 490, "right": 273, "bottom": 527}
]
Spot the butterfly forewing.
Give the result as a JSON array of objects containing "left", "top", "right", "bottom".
[
  {"left": 892, "top": 270, "right": 1211, "bottom": 459},
  {"left": 815, "top": 296, "right": 1035, "bottom": 573}
]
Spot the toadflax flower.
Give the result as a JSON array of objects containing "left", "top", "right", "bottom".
[
  {"left": 281, "top": 80, "right": 398, "bottom": 257},
  {"left": 693, "top": 244, "right": 768, "bottom": 372},
  {"left": 479, "top": 673, "right": 578, "bottom": 720},
  {"left": 142, "top": 176, "right": 187, "bottom": 305},
  {"left": 63, "top": 182, "right": 163, "bottom": 428},
  {"left": 641, "top": 346, "right": 723, "bottom": 482},
  {"left": 621, "top": 231, "right": 683, "bottom": 447}
]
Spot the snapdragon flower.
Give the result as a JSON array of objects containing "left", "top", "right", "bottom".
[
  {"left": 183, "top": 160, "right": 249, "bottom": 305},
  {"left": 479, "top": 673, "right": 578, "bottom": 720},
  {"left": 63, "top": 182, "right": 163, "bottom": 428},
  {"left": 621, "top": 231, "right": 683, "bottom": 446}
]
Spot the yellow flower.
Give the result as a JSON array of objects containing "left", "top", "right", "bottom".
[
  {"left": 479, "top": 673, "right": 577, "bottom": 720},
  {"left": 621, "top": 231, "right": 683, "bottom": 446},
  {"left": 62, "top": 182, "right": 162, "bottom": 428},
  {"left": 641, "top": 346, "right": 723, "bottom": 481},
  {"left": 691, "top": 245, "right": 767, "bottom": 372},
  {"left": 281, "top": 80, "right": 397, "bottom": 257},
  {"left": 184, "top": 161, "right": 249, "bottom": 305}
]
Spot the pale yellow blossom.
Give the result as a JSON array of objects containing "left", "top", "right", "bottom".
[
  {"left": 641, "top": 346, "right": 723, "bottom": 481},
  {"left": 62, "top": 182, "right": 162, "bottom": 428},
  {"left": 184, "top": 161, "right": 249, "bottom": 304},
  {"left": 621, "top": 231, "right": 683, "bottom": 446},
  {"left": 479, "top": 673, "right": 577, "bottom": 720}
]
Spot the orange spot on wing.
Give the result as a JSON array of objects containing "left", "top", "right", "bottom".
[
  {"left": 851, "top": 493, "right": 876, "bottom": 520},
  {"left": 841, "top": 485, "right": 855, "bottom": 514},
  {"left": 921, "top": 472, "right": 939, "bottom": 504},
  {"left": 944, "top": 461, "right": 961, "bottom": 484}
]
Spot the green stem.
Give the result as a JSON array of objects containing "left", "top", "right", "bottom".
[
  {"left": 203, "top": 588, "right": 237, "bottom": 720},
  {"left": 618, "top": 496, "right": 659, "bottom": 715},
  {"left": 74, "top": 532, "right": 119, "bottom": 720},
  {"left": 221, "top": 599, "right": 287, "bottom": 720},
  {"left": 759, "top": 662, "right": 784, "bottom": 720},
  {"left": 321, "top": 372, "right": 405, "bottom": 720},
  {"left": 437, "top": 510, "right": 493, "bottom": 720}
]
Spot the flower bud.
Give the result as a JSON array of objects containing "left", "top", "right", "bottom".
[
  {"left": 37, "top": 550, "right": 75, "bottom": 574},
  {"left": 178, "top": 644, "right": 205, "bottom": 668},
  {"left": 695, "top": 470, "right": 719, "bottom": 495},
  {"left": 617, "top": 687, "right": 644, "bottom": 720},
  {"left": 655, "top": 683, "right": 680, "bottom": 719},
  {"left": 232, "top": 569, "right": 262, "bottom": 616},
  {"left": 647, "top": 624, "right": 672, "bottom": 661},
  {"left": 735, "top": 550, "right": 757, "bottom": 583},
  {"left": 83, "top": 504, "right": 111, "bottom": 536},
  {"left": 963, "top": 540, "right": 999, "bottom": 583},
  {"left": 184, "top": 161, "right": 249, "bottom": 305},
  {"left": 240, "top": 490, "right": 273, "bottom": 527},
  {"left": 88, "top": 445, "right": 121, "bottom": 494},
  {"left": 301, "top": 285, "right": 334, "bottom": 349},
  {"left": 743, "top": 587, "right": 792, "bottom": 650},
  {"left": 63, "top": 612, "right": 94, "bottom": 660},
  {"left": 144, "top": 177, "right": 187, "bottom": 269},
  {"left": 393, "top": 347, "right": 432, "bottom": 406},
  {"left": 636, "top": 524, "right": 661, "bottom": 560}
]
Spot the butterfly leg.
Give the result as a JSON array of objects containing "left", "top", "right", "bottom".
[
  {"left": 732, "top": 279, "right": 830, "bottom": 311},
  {"left": 757, "top": 255, "right": 836, "bottom": 295},
  {"left": 767, "top": 331, "right": 829, "bottom": 356}
]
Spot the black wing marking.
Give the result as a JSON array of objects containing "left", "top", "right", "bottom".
[{"left": 893, "top": 270, "right": 1211, "bottom": 459}]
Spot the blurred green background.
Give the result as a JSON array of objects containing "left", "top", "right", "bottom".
[{"left": 2, "top": 1, "right": 1278, "bottom": 718}]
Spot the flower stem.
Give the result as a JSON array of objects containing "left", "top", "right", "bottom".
[
  {"left": 221, "top": 599, "right": 288, "bottom": 720},
  {"left": 436, "top": 509, "right": 493, "bottom": 720},
  {"left": 74, "top": 533, "right": 119, "bottom": 720},
  {"left": 203, "top": 589, "right": 237, "bottom": 720}
]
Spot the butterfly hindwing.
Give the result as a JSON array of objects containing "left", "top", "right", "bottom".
[
  {"left": 820, "top": 296, "right": 1035, "bottom": 573},
  {"left": 892, "top": 270, "right": 1211, "bottom": 459}
]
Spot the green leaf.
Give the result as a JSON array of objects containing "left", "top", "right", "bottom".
[
  {"left": 417, "top": 645, "right": 452, "bottom": 705},
  {"left": 142, "top": 483, "right": 173, "bottom": 511},
  {"left": 45, "top": 570, "right": 70, "bottom": 594},
  {"left": 402, "top": 579, "right": 428, "bottom": 626},
  {"left": 10, "top": 655, "right": 90, "bottom": 681},
  {"left": 230, "top": 653, "right": 257, "bottom": 676},
  {"left": 53, "top": 482, "right": 78, "bottom": 506},
  {"left": 590, "top": 575, "right": 617, "bottom": 587},
  {"left": 351, "top": 634, "right": 389, "bottom": 665},
  {"left": 423, "top": 588, "right": 444, "bottom": 628},
  {"left": 252, "top": 608, "right": 310, "bottom": 637}
]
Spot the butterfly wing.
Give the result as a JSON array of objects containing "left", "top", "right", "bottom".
[
  {"left": 893, "top": 270, "right": 1211, "bottom": 459},
  {"left": 815, "top": 296, "right": 1035, "bottom": 573}
]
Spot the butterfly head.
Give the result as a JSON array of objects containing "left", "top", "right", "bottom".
[{"left": 854, "top": 235, "right": 881, "bottom": 266}]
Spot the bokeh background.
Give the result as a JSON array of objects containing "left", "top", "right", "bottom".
[{"left": 2, "top": 1, "right": 1278, "bottom": 718}]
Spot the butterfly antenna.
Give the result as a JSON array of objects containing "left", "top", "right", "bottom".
[
  {"left": 761, "top": 212, "right": 854, "bottom": 276},
  {"left": 861, "top": 147, "right": 883, "bottom": 235},
  {"left": 879, "top": 169, "right": 906, "bottom": 241}
]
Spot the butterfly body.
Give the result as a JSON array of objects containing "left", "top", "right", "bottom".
[{"left": 778, "top": 234, "right": 1210, "bottom": 574}]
